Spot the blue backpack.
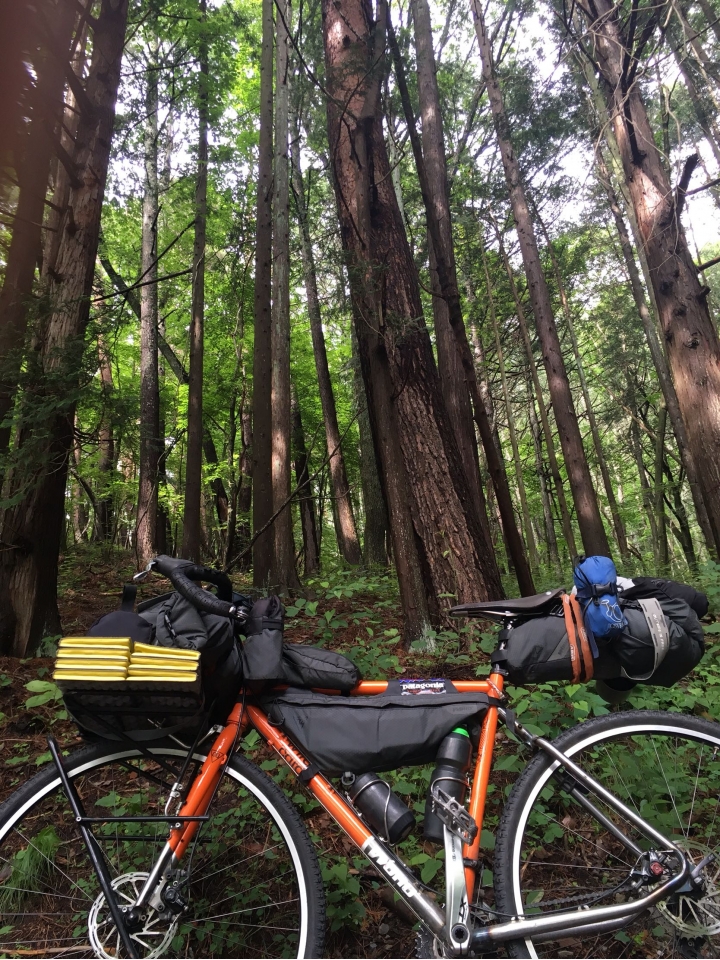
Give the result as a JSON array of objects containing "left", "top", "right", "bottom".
[{"left": 573, "top": 555, "right": 628, "bottom": 646}]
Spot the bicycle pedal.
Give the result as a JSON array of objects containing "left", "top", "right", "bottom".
[{"left": 430, "top": 784, "right": 478, "bottom": 844}]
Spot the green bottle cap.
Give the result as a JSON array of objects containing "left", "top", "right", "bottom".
[{"left": 452, "top": 726, "right": 470, "bottom": 737}]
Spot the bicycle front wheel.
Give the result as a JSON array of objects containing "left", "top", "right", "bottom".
[
  {"left": 0, "top": 741, "right": 325, "bottom": 958},
  {"left": 494, "top": 710, "right": 720, "bottom": 959}
]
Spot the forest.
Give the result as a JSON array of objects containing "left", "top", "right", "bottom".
[{"left": 1, "top": 0, "right": 720, "bottom": 659}]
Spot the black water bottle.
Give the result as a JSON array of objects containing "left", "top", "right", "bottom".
[
  {"left": 345, "top": 772, "right": 416, "bottom": 844},
  {"left": 424, "top": 727, "right": 472, "bottom": 842}
]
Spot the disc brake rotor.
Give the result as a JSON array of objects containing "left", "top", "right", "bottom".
[
  {"left": 88, "top": 871, "right": 179, "bottom": 959},
  {"left": 656, "top": 842, "right": 720, "bottom": 938}
]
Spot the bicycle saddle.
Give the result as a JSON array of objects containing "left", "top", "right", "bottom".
[{"left": 450, "top": 588, "right": 564, "bottom": 620}]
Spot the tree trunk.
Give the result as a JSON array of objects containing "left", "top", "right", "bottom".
[
  {"left": 290, "top": 121, "right": 362, "bottom": 565},
  {"left": 411, "top": 0, "right": 492, "bottom": 541},
  {"left": 654, "top": 404, "right": 669, "bottom": 569},
  {"left": 696, "top": 0, "right": 720, "bottom": 44},
  {"left": 529, "top": 396, "right": 561, "bottom": 573},
  {"left": 0, "top": 0, "right": 75, "bottom": 466},
  {"left": 537, "top": 216, "right": 629, "bottom": 559},
  {"left": 291, "top": 386, "right": 320, "bottom": 576},
  {"left": 471, "top": 0, "right": 610, "bottom": 558},
  {"left": 96, "top": 337, "right": 115, "bottom": 540},
  {"left": 182, "top": 1, "right": 208, "bottom": 561},
  {"left": 481, "top": 243, "right": 538, "bottom": 569},
  {"left": 0, "top": 0, "right": 129, "bottom": 657},
  {"left": 352, "top": 328, "right": 389, "bottom": 566},
  {"left": 389, "top": 22, "right": 526, "bottom": 595},
  {"left": 492, "top": 227, "right": 579, "bottom": 561},
  {"left": 630, "top": 415, "right": 658, "bottom": 555},
  {"left": 270, "top": 0, "right": 299, "bottom": 591},
  {"left": 324, "top": 0, "right": 504, "bottom": 630},
  {"left": 582, "top": 0, "right": 720, "bottom": 558},
  {"left": 594, "top": 145, "right": 715, "bottom": 553},
  {"left": 252, "top": 0, "right": 275, "bottom": 586},
  {"left": 136, "top": 56, "right": 161, "bottom": 565}
]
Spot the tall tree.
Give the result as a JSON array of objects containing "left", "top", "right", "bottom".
[
  {"left": 0, "top": 0, "right": 75, "bottom": 466},
  {"left": 271, "top": 0, "right": 299, "bottom": 589},
  {"left": 136, "top": 52, "right": 161, "bottom": 565},
  {"left": 182, "top": 0, "right": 208, "bottom": 561},
  {"left": 577, "top": 0, "right": 720, "bottom": 557},
  {"left": 0, "top": 0, "right": 130, "bottom": 656},
  {"left": 291, "top": 384, "right": 320, "bottom": 575},
  {"left": 471, "top": 0, "right": 611, "bottom": 558},
  {"left": 410, "top": 0, "right": 491, "bottom": 539},
  {"left": 290, "top": 116, "right": 362, "bottom": 566},
  {"left": 252, "top": 0, "right": 275, "bottom": 586},
  {"left": 388, "top": 21, "right": 531, "bottom": 593},
  {"left": 323, "top": 0, "right": 504, "bottom": 633}
]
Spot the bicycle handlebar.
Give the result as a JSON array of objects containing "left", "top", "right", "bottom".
[{"left": 147, "top": 555, "right": 247, "bottom": 620}]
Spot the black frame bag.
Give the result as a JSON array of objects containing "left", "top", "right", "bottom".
[{"left": 261, "top": 681, "right": 489, "bottom": 774}]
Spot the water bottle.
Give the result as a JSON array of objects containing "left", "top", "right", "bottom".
[{"left": 424, "top": 727, "right": 472, "bottom": 842}]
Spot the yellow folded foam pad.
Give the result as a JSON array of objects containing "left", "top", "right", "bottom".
[
  {"left": 133, "top": 641, "right": 198, "bottom": 659},
  {"left": 54, "top": 636, "right": 201, "bottom": 690}
]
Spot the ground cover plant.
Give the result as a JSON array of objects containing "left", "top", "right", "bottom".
[{"left": 1, "top": 549, "right": 719, "bottom": 957}]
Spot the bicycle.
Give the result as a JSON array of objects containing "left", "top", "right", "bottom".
[{"left": 1, "top": 560, "right": 719, "bottom": 959}]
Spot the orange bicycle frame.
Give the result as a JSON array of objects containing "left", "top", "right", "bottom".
[{"left": 166, "top": 672, "right": 504, "bottom": 916}]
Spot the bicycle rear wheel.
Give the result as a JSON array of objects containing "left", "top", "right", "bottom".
[
  {"left": 494, "top": 710, "right": 720, "bottom": 959},
  {"left": 0, "top": 741, "right": 325, "bottom": 958}
]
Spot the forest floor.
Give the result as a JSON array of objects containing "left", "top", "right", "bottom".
[{"left": 2, "top": 547, "right": 720, "bottom": 957}]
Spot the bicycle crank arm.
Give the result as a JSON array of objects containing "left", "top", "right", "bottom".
[{"left": 471, "top": 858, "right": 690, "bottom": 948}]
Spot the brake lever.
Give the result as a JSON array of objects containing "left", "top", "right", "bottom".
[{"left": 133, "top": 560, "right": 156, "bottom": 584}]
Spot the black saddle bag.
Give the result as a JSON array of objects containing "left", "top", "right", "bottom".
[
  {"left": 261, "top": 680, "right": 489, "bottom": 774},
  {"left": 504, "top": 592, "right": 705, "bottom": 688}
]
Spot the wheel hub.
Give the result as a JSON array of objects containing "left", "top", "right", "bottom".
[
  {"left": 656, "top": 843, "right": 720, "bottom": 938},
  {"left": 88, "top": 871, "right": 180, "bottom": 959}
]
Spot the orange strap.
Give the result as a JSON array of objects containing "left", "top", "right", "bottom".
[
  {"left": 569, "top": 593, "right": 594, "bottom": 681},
  {"left": 562, "top": 593, "right": 582, "bottom": 683},
  {"left": 562, "top": 592, "right": 594, "bottom": 682}
]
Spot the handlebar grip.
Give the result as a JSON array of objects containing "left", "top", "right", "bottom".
[
  {"left": 168, "top": 567, "right": 237, "bottom": 619},
  {"left": 151, "top": 555, "right": 233, "bottom": 602}
]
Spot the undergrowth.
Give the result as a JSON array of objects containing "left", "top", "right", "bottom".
[{"left": 3, "top": 552, "right": 720, "bottom": 943}]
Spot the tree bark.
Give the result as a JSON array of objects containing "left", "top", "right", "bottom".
[
  {"left": 291, "top": 385, "right": 320, "bottom": 575},
  {"left": 0, "top": 0, "right": 129, "bottom": 656},
  {"left": 182, "top": 0, "right": 208, "bottom": 561},
  {"left": 136, "top": 55, "right": 161, "bottom": 565},
  {"left": 252, "top": 0, "right": 275, "bottom": 586},
  {"left": 0, "top": 0, "right": 76, "bottom": 466},
  {"left": 411, "top": 0, "right": 492, "bottom": 541},
  {"left": 323, "top": 0, "right": 504, "bottom": 630},
  {"left": 471, "top": 0, "right": 610, "bottom": 558},
  {"left": 581, "top": 0, "right": 720, "bottom": 558},
  {"left": 290, "top": 121, "right": 362, "bottom": 565},
  {"left": 271, "top": 0, "right": 299, "bottom": 590}
]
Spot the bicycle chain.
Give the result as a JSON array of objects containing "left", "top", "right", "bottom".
[{"left": 471, "top": 877, "right": 633, "bottom": 921}]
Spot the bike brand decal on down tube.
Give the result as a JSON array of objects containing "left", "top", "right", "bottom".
[{"left": 361, "top": 837, "right": 417, "bottom": 898}]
